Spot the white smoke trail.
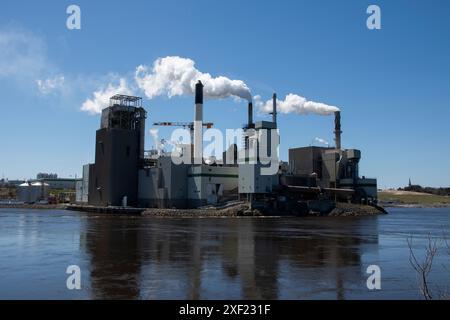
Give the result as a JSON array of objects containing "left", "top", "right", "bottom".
[
  {"left": 149, "top": 128, "right": 161, "bottom": 153},
  {"left": 81, "top": 78, "right": 133, "bottom": 114},
  {"left": 254, "top": 93, "right": 339, "bottom": 115},
  {"left": 314, "top": 137, "right": 329, "bottom": 146},
  {"left": 36, "top": 75, "right": 65, "bottom": 94},
  {"left": 135, "top": 56, "right": 252, "bottom": 102}
]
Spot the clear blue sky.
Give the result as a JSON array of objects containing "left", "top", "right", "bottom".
[{"left": 1, "top": 0, "right": 449, "bottom": 188}]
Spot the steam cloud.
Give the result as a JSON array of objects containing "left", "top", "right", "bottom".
[
  {"left": 36, "top": 75, "right": 65, "bottom": 94},
  {"left": 314, "top": 137, "right": 329, "bottom": 146},
  {"left": 81, "top": 78, "right": 133, "bottom": 114},
  {"left": 81, "top": 56, "right": 339, "bottom": 118},
  {"left": 135, "top": 56, "right": 252, "bottom": 102},
  {"left": 255, "top": 93, "right": 339, "bottom": 115},
  {"left": 149, "top": 128, "right": 161, "bottom": 152}
]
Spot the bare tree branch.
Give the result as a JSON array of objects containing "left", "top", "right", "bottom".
[{"left": 407, "top": 234, "right": 438, "bottom": 300}]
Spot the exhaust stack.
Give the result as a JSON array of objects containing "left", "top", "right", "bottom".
[
  {"left": 248, "top": 102, "right": 253, "bottom": 128},
  {"left": 193, "top": 81, "right": 204, "bottom": 164},
  {"left": 334, "top": 111, "right": 342, "bottom": 150},
  {"left": 272, "top": 93, "right": 277, "bottom": 125}
]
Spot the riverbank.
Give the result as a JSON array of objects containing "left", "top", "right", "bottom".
[
  {"left": 142, "top": 202, "right": 386, "bottom": 217},
  {"left": 327, "top": 202, "right": 387, "bottom": 216},
  {"left": 1, "top": 201, "right": 386, "bottom": 217},
  {"left": 378, "top": 190, "right": 450, "bottom": 208},
  {"left": 142, "top": 203, "right": 251, "bottom": 217},
  {"left": 0, "top": 203, "right": 67, "bottom": 210}
]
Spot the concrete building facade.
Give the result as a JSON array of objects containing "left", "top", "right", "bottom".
[
  {"left": 288, "top": 146, "right": 377, "bottom": 202},
  {"left": 138, "top": 156, "right": 189, "bottom": 208},
  {"left": 187, "top": 165, "right": 238, "bottom": 207},
  {"left": 138, "top": 156, "right": 239, "bottom": 209},
  {"left": 88, "top": 95, "right": 146, "bottom": 207}
]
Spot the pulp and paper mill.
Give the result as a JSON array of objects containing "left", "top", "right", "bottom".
[{"left": 76, "top": 81, "right": 377, "bottom": 212}]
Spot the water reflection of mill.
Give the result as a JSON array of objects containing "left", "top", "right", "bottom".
[{"left": 82, "top": 217, "right": 379, "bottom": 299}]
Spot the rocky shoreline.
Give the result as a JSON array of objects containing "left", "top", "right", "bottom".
[
  {"left": 0, "top": 201, "right": 388, "bottom": 217},
  {"left": 142, "top": 203, "right": 252, "bottom": 218},
  {"left": 326, "top": 202, "right": 387, "bottom": 216},
  {"left": 142, "top": 202, "right": 387, "bottom": 218},
  {"left": 379, "top": 202, "right": 450, "bottom": 208},
  {"left": 0, "top": 203, "right": 67, "bottom": 210}
]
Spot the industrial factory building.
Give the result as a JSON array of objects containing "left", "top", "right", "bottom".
[
  {"left": 87, "top": 95, "right": 146, "bottom": 207},
  {"left": 77, "top": 81, "right": 377, "bottom": 210},
  {"left": 286, "top": 112, "right": 377, "bottom": 202},
  {"left": 25, "top": 173, "right": 81, "bottom": 190},
  {"left": 137, "top": 156, "right": 239, "bottom": 208}
]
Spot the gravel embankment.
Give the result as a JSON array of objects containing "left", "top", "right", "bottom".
[
  {"left": 0, "top": 201, "right": 387, "bottom": 217},
  {"left": 142, "top": 203, "right": 254, "bottom": 217},
  {"left": 327, "top": 202, "right": 387, "bottom": 216},
  {"left": 142, "top": 202, "right": 387, "bottom": 217}
]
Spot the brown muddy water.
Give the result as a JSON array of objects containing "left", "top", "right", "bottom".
[{"left": 0, "top": 208, "right": 449, "bottom": 299}]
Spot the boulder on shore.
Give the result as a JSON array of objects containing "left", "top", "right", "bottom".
[{"left": 326, "top": 202, "right": 387, "bottom": 216}]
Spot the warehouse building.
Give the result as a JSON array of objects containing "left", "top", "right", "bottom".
[{"left": 31, "top": 178, "right": 80, "bottom": 190}]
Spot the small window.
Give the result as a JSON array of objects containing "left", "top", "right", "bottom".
[{"left": 126, "top": 146, "right": 130, "bottom": 157}]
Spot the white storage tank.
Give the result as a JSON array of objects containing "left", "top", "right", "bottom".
[
  {"left": 17, "top": 181, "right": 50, "bottom": 203},
  {"left": 17, "top": 182, "right": 32, "bottom": 203},
  {"left": 30, "top": 182, "right": 50, "bottom": 203}
]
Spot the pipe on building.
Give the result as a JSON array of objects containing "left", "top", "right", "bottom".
[
  {"left": 272, "top": 93, "right": 277, "bottom": 125},
  {"left": 334, "top": 111, "right": 342, "bottom": 150},
  {"left": 139, "top": 108, "right": 146, "bottom": 160}
]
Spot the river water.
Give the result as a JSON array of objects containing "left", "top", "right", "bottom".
[{"left": 0, "top": 207, "right": 449, "bottom": 300}]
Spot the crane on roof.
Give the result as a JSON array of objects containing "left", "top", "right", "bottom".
[{"left": 152, "top": 122, "right": 214, "bottom": 163}]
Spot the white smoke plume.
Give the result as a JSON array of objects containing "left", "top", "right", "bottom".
[
  {"left": 36, "top": 75, "right": 65, "bottom": 94},
  {"left": 149, "top": 128, "right": 161, "bottom": 152},
  {"left": 81, "top": 78, "right": 133, "bottom": 114},
  {"left": 314, "top": 137, "right": 329, "bottom": 146},
  {"left": 254, "top": 93, "right": 339, "bottom": 115},
  {"left": 0, "top": 28, "right": 47, "bottom": 79},
  {"left": 135, "top": 56, "right": 252, "bottom": 101}
]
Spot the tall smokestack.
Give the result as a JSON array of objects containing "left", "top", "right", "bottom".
[
  {"left": 334, "top": 111, "right": 342, "bottom": 150},
  {"left": 195, "top": 80, "right": 203, "bottom": 105},
  {"left": 248, "top": 102, "right": 253, "bottom": 128},
  {"left": 194, "top": 81, "right": 204, "bottom": 164},
  {"left": 272, "top": 93, "right": 277, "bottom": 125}
]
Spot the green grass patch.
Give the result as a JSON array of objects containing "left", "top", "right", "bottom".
[{"left": 378, "top": 192, "right": 450, "bottom": 205}]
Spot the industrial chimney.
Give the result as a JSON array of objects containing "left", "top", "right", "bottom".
[
  {"left": 248, "top": 102, "right": 253, "bottom": 128},
  {"left": 334, "top": 111, "right": 342, "bottom": 150},
  {"left": 193, "top": 81, "right": 204, "bottom": 164},
  {"left": 272, "top": 93, "right": 277, "bottom": 126}
]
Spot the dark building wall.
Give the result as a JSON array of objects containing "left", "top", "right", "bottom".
[
  {"left": 88, "top": 128, "right": 139, "bottom": 206},
  {"left": 289, "top": 146, "right": 328, "bottom": 178},
  {"left": 88, "top": 164, "right": 96, "bottom": 203}
]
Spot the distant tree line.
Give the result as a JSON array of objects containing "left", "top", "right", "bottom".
[{"left": 399, "top": 185, "right": 450, "bottom": 196}]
